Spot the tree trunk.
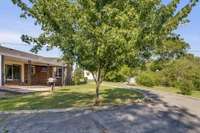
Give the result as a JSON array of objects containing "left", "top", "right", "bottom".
[
  {"left": 66, "top": 63, "right": 73, "bottom": 85},
  {"left": 94, "top": 68, "right": 102, "bottom": 105},
  {"left": 95, "top": 81, "right": 100, "bottom": 105}
]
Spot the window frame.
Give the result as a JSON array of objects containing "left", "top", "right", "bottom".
[
  {"left": 55, "top": 67, "right": 62, "bottom": 78},
  {"left": 5, "top": 64, "right": 21, "bottom": 81}
]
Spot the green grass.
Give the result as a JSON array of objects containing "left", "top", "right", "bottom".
[
  {"left": 0, "top": 83, "right": 143, "bottom": 111},
  {"left": 191, "top": 91, "right": 200, "bottom": 99},
  {"left": 141, "top": 86, "right": 200, "bottom": 99},
  {"left": 100, "top": 81, "right": 200, "bottom": 99}
]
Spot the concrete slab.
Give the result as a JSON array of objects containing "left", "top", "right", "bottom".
[{"left": 0, "top": 85, "right": 59, "bottom": 94}]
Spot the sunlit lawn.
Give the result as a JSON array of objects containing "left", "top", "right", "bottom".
[
  {"left": 100, "top": 81, "right": 200, "bottom": 99},
  {"left": 141, "top": 86, "right": 200, "bottom": 99},
  {"left": 0, "top": 83, "right": 143, "bottom": 111},
  {"left": 102, "top": 81, "right": 200, "bottom": 99}
]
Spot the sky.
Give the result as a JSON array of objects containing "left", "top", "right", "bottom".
[{"left": 0, "top": 0, "right": 199, "bottom": 57}]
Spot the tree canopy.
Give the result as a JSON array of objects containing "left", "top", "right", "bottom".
[{"left": 12, "top": 0, "right": 198, "bottom": 103}]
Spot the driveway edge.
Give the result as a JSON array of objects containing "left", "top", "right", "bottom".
[{"left": 0, "top": 104, "right": 141, "bottom": 115}]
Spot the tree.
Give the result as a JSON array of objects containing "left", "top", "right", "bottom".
[
  {"left": 12, "top": 0, "right": 198, "bottom": 104},
  {"left": 104, "top": 65, "right": 136, "bottom": 82},
  {"left": 156, "top": 38, "right": 189, "bottom": 61},
  {"left": 150, "top": 38, "right": 189, "bottom": 72},
  {"left": 161, "top": 55, "right": 200, "bottom": 89}
]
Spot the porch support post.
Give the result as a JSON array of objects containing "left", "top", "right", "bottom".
[
  {"left": 21, "top": 64, "right": 25, "bottom": 83},
  {"left": 27, "top": 60, "right": 32, "bottom": 85},
  {"left": 0, "top": 55, "right": 4, "bottom": 86},
  {"left": 47, "top": 64, "right": 50, "bottom": 78}
]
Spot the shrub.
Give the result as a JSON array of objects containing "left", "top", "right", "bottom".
[
  {"left": 193, "top": 79, "right": 200, "bottom": 91},
  {"left": 136, "top": 55, "right": 200, "bottom": 94},
  {"left": 154, "top": 55, "right": 200, "bottom": 89},
  {"left": 73, "top": 68, "right": 87, "bottom": 85},
  {"left": 159, "top": 66, "right": 178, "bottom": 87},
  {"left": 136, "top": 71, "right": 160, "bottom": 87},
  {"left": 192, "top": 74, "right": 200, "bottom": 91},
  {"left": 150, "top": 61, "right": 165, "bottom": 72},
  {"left": 176, "top": 80, "right": 193, "bottom": 95},
  {"left": 82, "top": 77, "right": 88, "bottom": 84}
]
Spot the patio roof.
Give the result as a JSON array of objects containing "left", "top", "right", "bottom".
[{"left": 0, "top": 45, "right": 64, "bottom": 66}]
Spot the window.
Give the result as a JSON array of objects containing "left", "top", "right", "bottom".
[
  {"left": 56, "top": 67, "right": 62, "bottom": 78},
  {"left": 13, "top": 65, "right": 21, "bottom": 80},
  {"left": 5, "top": 64, "right": 21, "bottom": 81},
  {"left": 5, "top": 65, "right": 12, "bottom": 80}
]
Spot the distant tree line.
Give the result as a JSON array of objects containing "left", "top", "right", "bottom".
[{"left": 106, "top": 54, "right": 200, "bottom": 95}]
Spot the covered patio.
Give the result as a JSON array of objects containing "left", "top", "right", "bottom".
[{"left": 0, "top": 46, "right": 72, "bottom": 88}]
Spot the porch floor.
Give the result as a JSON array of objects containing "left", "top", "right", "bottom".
[{"left": 0, "top": 85, "right": 59, "bottom": 94}]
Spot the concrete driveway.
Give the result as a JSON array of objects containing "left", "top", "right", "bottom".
[
  {"left": 135, "top": 87, "right": 200, "bottom": 117},
  {"left": 0, "top": 87, "right": 200, "bottom": 133}
]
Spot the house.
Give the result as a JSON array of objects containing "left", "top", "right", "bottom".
[
  {"left": 84, "top": 70, "right": 94, "bottom": 80},
  {"left": 0, "top": 45, "right": 71, "bottom": 86}
]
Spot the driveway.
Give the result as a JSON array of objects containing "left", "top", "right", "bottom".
[
  {"left": 0, "top": 87, "right": 200, "bottom": 133},
  {"left": 106, "top": 83, "right": 200, "bottom": 116},
  {"left": 134, "top": 87, "right": 200, "bottom": 117}
]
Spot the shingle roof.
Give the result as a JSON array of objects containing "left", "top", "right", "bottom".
[{"left": 0, "top": 45, "right": 64, "bottom": 66}]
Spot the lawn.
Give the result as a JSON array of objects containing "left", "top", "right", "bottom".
[
  {"left": 100, "top": 81, "right": 200, "bottom": 99},
  {"left": 139, "top": 86, "right": 200, "bottom": 99},
  {"left": 0, "top": 83, "right": 143, "bottom": 111}
]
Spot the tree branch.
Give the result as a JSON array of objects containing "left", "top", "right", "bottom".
[{"left": 91, "top": 71, "right": 97, "bottom": 84}]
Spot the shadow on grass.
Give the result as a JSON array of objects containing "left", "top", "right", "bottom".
[
  {"left": 0, "top": 87, "right": 143, "bottom": 111},
  {"left": 101, "top": 88, "right": 143, "bottom": 104},
  {"left": 0, "top": 88, "right": 200, "bottom": 132}
]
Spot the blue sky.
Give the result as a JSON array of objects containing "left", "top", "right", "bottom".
[{"left": 0, "top": 0, "right": 199, "bottom": 57}]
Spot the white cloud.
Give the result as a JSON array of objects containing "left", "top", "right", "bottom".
[{"left": 0, "top": 31, "right": 24, "bottom": 44}]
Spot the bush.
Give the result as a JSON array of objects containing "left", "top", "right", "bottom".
[
  {"left": 159, "top": 66, "right": 178, "bottom": 87},
  {"left": 136, "top": 71, "right": 160, "bottom": 87},
  {"left": 193, "top": 79, "right": 200, "bottom": 91},
  {"left": 73, "top": 68, "right": 87, "bottom": 85},
  {"left": 150, "top": 61, "right": 166, "bottom": 72},
  {"left": 192, "top": 74, "right": 200, "bottom": 91},
  {"left": 135, "top": 55, "right": 200, "bottom": 94},
  {"left": 176, "top": 80, "right": 193, "bottom": 95}
]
